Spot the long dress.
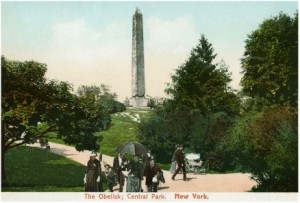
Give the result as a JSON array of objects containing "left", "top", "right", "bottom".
[
  {"left": 126, "top": 161, "right": 144, "bottom": 192},
  {"left": 85, "top": 159, "right": 101, "bottom": 192}
]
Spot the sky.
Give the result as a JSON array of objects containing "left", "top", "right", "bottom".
[{"left": 1, "top": 0, "right": 298, "bottom": 102}]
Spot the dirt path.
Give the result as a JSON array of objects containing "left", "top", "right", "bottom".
[{"left": 30, "top": 142, "right": 257, "bottom": 192}]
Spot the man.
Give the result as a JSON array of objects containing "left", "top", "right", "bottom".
[
  {"left": 144, "top": 159, "right": 164, "bottom": 192},
  {"left": 171, "top": 144, "right": 187, "bottom": 181},
  {"left": 170, "top": 144, "right": 179, "bottom": 174},
  {"left": 113, "top": 153, "right": 127, "bottom": 192}
]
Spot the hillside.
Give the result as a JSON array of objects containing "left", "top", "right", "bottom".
[{"left": 96, "top": 108, "right": 152, "bottom": 156}]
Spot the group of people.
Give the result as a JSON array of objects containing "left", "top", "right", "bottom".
[{"left": 84, "top": 150, "right": 165, "bottom": 192}]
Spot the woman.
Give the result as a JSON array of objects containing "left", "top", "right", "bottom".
[
  {"left": 126, "top": 155, "right": 144, "bottom": 192},
  {"left": 144, "top": 159, "right": 164, "bottom": 192},
  {"left": 84, "top": 152, "right": 102, "bottom": 192}
]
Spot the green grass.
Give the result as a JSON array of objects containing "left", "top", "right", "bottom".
[
  {"left": 46, "top": 109, "right": 153, "bottom": 157},
  {"left": 2, "top": 146, "right": 107, "bottom": 192},
  {"left": 97, "top": 110, "right": 152, "bottom": 156},
  {"left": 2, "top": 108, "right": 153, "bottom": 192}
]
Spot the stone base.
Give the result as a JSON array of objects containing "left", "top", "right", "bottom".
[{"left": 130, "top": 97, "right": 148, "bottom": 108}]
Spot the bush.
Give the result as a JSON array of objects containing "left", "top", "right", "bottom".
[
  {"left": 138, "top": 107, "right": 233, "bottom": 171},
  {"left": 226, "top": 106, "right": 298, "bottom": 191}
]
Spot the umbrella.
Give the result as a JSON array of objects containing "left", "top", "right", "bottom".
[{"left": 116, "top": 141, "right": 148, "bottom": 156}]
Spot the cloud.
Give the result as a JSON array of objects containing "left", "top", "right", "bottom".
[
  {"left": 146, "top": 15, "right": 198, "bottom": 55},
  {"left": 51, "top": 19, "right": 101, "bottom": 62},
  {"left": 43, "top": 19, "right": 131, "bottom": 100},
  {"left": 5, "top": 16, "right": 199, "bottom": 101},
  {"left": 43, "top": 16, "right": 200, "bottom": 101},
  {"left": 144, "top": 15, "right": 199, "bottom": 99}
]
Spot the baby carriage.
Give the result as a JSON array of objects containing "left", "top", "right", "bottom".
[{"left": 185, "top": 153, "right": 206, "bottom": 174}]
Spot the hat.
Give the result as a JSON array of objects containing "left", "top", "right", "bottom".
[{"left": 90, "top": 151, "right": 97, "bottom": 157}]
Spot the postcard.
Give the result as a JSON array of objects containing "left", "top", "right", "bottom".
[{"left": 1, "top": 0, "right": 298, "bottom": 202}]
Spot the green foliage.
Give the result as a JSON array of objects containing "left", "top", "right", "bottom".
[
  {"left": 221, "top": 110, "right": 263, "bottom": 172},
  {"left": 138, "top": 107, "right": 232, "bottom": 171},
  {"left": 1, "top": 56, "right": 111, "bottom": 185},
  {"left": 241, "top": 12, "right": 298, "bottom": 108},
  {"left": 165, "top": 35, "right": 241, "bottom": 116},
  {"left": 77, "top": 84, "right": 126, "bottom": 114},
  {"left": 189, "top": 112, "right": 233, "bottom": 172},
  {"left": 225, "top": 106, "right": 297, "bottom": 191},
  {"left": 2, "top": 56, "right": 111, "bottom": 151},
  {"left": 139, "top": 108, "right": 188, "bottom": 163},
  {"left": 98, "top": 97, "right": 126, "bottom": 114}
]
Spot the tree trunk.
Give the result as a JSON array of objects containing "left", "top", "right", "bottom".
[{"left": 2, "top": 149, "right": 8, "bottom": 187}]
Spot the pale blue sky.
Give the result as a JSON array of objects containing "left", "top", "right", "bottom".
[{"left": 1, "top": 1, "right": 298, "bottom": 101}]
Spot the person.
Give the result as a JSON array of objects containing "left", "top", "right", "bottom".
[
  {"left": 104, "top": 164, "right": 116, "bottom": 192},
  {"left": 99, "top": 151, "right": 103, "bottom": 162},
  {"left": 84, "top": 152, "right": 102, "bottom": 192},
  {"left": 171, "top": 144, "right": 187, "bottom": 181},
  {"left": 113, "top": 153, "right": 128, "bottom": 192},
  {"left": 144, "top": 159, "right": 164, "bottom": 192},
  {"left": 169, "top": 144, "right": 179, "bottom": 174},
  {"left": 126, "top": 155, "right": 144, "bottom": 192}
]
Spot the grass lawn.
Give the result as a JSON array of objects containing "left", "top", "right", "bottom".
[
  {"left": 97, "top": 112, "right": 141, "bottom": 156},
  {"left": 2, "top": 146, "right": 107, "bottom": 192},
  {"left": 47, "top": 109, "right": 153, "bottom": 157}
]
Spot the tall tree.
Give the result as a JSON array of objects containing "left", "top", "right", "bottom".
[
  {"left": 241, "top": 12, "right": 298, "bottom": 108},
  {"left": 1, "top": 56, "right": 109, "bottom": 186},
  {"left": 165, "top": 35, "right": 240, "bottom": 116}
]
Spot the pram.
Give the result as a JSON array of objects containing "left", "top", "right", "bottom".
[{"left": 185, "top": 153, "right": 206, "bottom": 174}]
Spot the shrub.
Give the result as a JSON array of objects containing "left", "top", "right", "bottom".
[{"left": 226, "top": 106, "right": 298, "bottom": 191}]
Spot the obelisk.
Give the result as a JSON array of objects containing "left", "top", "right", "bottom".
[{"left": 130, "top": 8, "right": 147, "bottom": 108}]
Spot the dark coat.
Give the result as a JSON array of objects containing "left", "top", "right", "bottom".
[
  {"left": 113, "top": 156, "right": 128, "bottom": 172},
  {"left": 128, "top": 161, "right": 144, "bottom": 180},
  {"left": 112, "top": 156, "right": 128, "bottom": 187},
  {"left": 175, "top": 149, "right": 185, "bottom": 166},
  {"left": 144, "top": 164, "right": 163, "bottom": 185}
]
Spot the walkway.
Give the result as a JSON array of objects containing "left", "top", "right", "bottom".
[{"left": 29, "top": 142, "right": 257, "bottom": 192}]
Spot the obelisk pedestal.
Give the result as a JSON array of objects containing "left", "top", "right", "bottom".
[{"left": 130, "top": 8, "right": 148, "bottom": 108}]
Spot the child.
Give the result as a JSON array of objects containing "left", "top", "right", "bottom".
[{"left": 104, "top": 164, "right": 116, "bottom": 192}]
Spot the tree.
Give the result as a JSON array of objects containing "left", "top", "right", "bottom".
[
  {"left": 77, "top": 85, "right": 101, "bottom": 100},
  {"left": 241, "top": 12, "right": 298, "bottom": 108},
  {"left": 139, "top": 107, "right": 194, "bottom": 163},
  {"left": 77, "top": 84, "right": 126, "bottom": 114},
  {"left": 1, "top": 56, "right": 109, "bottom": 186},
  {"left": 165, "top": 35, "right": 241, "bottom": 116},
  {"left": 225, "top": 107, "right": 297, "bottom": 191}
]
